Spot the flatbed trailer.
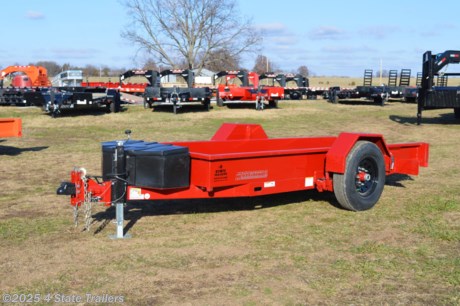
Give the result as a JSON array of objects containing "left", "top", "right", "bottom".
[
  {"left": 57, "top": 123, "right": 429, "bottom": 238},
  {"left": 42, "top": 87, "right": 121, "bottom": 117},
  {"left": 143, "top": 69, "right": 211, "bottom": 114},
  {"left": 215, "top": 71, "right": 284, "bottom": 109},
  {"left": 259, "top": 73, "right": 309, "bottom": 100},
  {"left": 417, "top": 50, "right": 460, "bottom": 124}
]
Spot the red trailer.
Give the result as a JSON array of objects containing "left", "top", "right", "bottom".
[
  {"left": 57, "top": 123, "right": 428, "bottom": 238},
  {"left": 0, "top": 118, "right": 22, "bottom": 138},
  {"left": 215, "top": 71, "right": 284, "bottom": 109}
]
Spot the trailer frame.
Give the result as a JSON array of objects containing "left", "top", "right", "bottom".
[
  {"left": 57, "top": 123, "right": 429, "bottom": 238},
  {"left": 417, "top": 50, "right": 460, "bottom": 124}
]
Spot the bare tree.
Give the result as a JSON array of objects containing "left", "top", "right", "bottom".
[
  {"left": 142, "top": 58, "right": 159, "bottom": 71},
  {"left": 121, "top": 0, "right": 261, "bottom": 74},
  {"left": 204, "top": 48, "right": 240, "bottom": 72},
  {"left": 297, "top": 65, "right": 309, "bottom": 77},
  {"left": 34, "top": 61, "right": 62, "bottom": 76},
  {"left": 252, "top": 55, "right": 271, "bottom": 75}
]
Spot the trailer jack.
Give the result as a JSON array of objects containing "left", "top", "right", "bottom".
[{"left": 57, "top": 166, "right": 131, "bottom": 239}]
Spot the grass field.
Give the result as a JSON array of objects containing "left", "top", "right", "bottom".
[{"left": 0, "top": 98, "right": 459, "bottom": 305}]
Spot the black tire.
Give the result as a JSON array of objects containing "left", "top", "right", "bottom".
[
  {"left": 269, "top": 99, "right": 278, "bottom": 108},
  {"left": 290, "top": 91, "right": 300, "bottom": 100},
  {"left": 454, "top": 108, "right": 460, "bottom": 119},
  {"left": 109, "top": 102, "right": 115, "bottom": 113},
  {"left": 203, "top": 98, "right": 211, "bottom": 111},
  {"left": 143, "top": 97, "right": 150, "bottom": 109},
  {"left": 333, "top": 141, "right": 386, "bottom": 211}
]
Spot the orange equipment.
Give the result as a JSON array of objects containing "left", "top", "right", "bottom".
[
  {"left": 0, "top": 65, "right": 51, "bottom": 87},
  {"left": 0, "top": 118, "right": 22, "bottom": 138}
]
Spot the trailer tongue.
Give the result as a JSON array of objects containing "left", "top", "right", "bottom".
[{"left": 57, "top": 123, "right": 429, "bottom": 238}]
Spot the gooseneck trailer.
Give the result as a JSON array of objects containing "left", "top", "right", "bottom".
[
  {"left": 418, "top": 50, "right": 460, "bottom": 124},
  {"left": 57, "top": 123, "right": 429, "bottom": 238}
]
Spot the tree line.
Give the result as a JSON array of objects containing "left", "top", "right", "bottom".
[{"left": 28, "top": 0, "right": 310, "bottom": 78}]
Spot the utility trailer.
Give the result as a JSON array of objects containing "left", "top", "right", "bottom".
[
  {"left": 0, "top": 118, "right": 22, "bottom": 138},
  {"left": 260, "top": 73, "right": 310, "bottom": 100},
  {"left": 42, "top": 87, "right": 121, "bottom": 117},
  {"left": 387, "top": 69, "right": 412, "bottom": 99},
  {"left": 417, "top": 50, "right": 460, "bottom": 124},
  {"left": 57, "top": 123, "right": 429, "bottom": 238},
  {"left": 215, "top": 71, "right": 284, "bottom": 110},
  {"left": 326, "top": 70, "right": 388, "bottom": 105},
  {"left": 143, "top": 69, "right": 212, "bottom": 114},
  {"left": 0, "top": 87, "right": 45, "bottom": 106}
]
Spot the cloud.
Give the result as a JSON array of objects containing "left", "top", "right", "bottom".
[
  {"left": 25, "top": 11, "right": 45, "bottom": 20},
  {"left": 321, "top": 45, "right": 377, "bottom": 53},
  {"left": 255, "top": 23, "right": 290, "bottom": 36},
  {"left": 308, "top": 26, "right": 347, "bottom": 40},
  {"left": 359, "top": 26, "right": 400, "bottom": 39},
  {"left": 256, "top": 22, "right": 300, "bottom": 47}
]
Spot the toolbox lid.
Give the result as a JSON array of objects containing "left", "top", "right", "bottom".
[
  {"left": 101, "top": 140, "right": 148, "bottom": 150},
  {"left": 127, "top": 143, "right": 189, "bottom": 156}
]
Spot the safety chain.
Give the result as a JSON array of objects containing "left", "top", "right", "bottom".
[
  {"left": 83, "top": 176, "right": 93, "bottom": 231},
  {"left": 73, "top": 205, "right": 79, "bottom": 228}
]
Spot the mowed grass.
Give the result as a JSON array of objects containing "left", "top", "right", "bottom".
[{"left": 0, "top": 99, "right": 459, "bottom": 305}]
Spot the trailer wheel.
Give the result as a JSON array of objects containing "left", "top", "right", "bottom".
[
  {"left": 143, "top": 98, "right": 150, "bottom": 109},
  {"left": 269, "top": 99, "right": 278, "bottom": 108},
  {"left": 333, "top": 141, "right": 385, "bottom": 211},
  {"left": 290, "top": 91, "right": 300, "bottom": 100},
  {"left": 109, "top": 102, "right": 116, "bottom": 113},
  {"left": 203, "top": 98, "right": 211, "bottom": 111},
  {"left": 454, "top": 108, "right": 460, "bottom": 119}
]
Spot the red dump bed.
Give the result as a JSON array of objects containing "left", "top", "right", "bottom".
[{"left": 126, "top": 123, "right": 428, "bottom": 201}]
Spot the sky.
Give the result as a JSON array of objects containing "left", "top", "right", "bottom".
[{"left": 1, "top": 0, "right": 459, "bottom": 77}]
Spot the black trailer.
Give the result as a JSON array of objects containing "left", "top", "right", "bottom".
[
  {"left": 143, "top": 69, "right": 211, "bottom": 114},
  {"left": 387, "top": 69, "right": 411, "bottom": 99},
  {"left": 42, "top": 87, "right": 121, "bottom": 117},
  {"left": 259, "top": 73, "right": 310, "bottom": 100},
  {"left": 417, "top": 50, "right": 460, "bottom": 124},
  {"left": 325, "top": 69, "right": 388, "bottom": 105},
  {"left": 0, "top": 86, "right": 45, "bottom": 106}
]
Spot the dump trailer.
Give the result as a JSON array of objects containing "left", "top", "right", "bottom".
[
  {"left": 0, "top": 118, "right": 22, "bottom": 138},
  {"left": 417, "top": 50, "right": 460, "bottom": 124},
  {"left": 42, "top": 87, "right": 121, "bottom": 117},
  {"left": 57, "top": 123, "right": 429, "bottom": 238},
  {"left": 215, "top": 71, "right": 284, "bottom": 109},
  {"left": 143, "top": 69, "right": 211, "bottom": 114}
]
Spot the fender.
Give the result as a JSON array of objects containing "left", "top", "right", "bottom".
[{"left": 325, "top": 132, "right": 393, "bottom": 174}]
